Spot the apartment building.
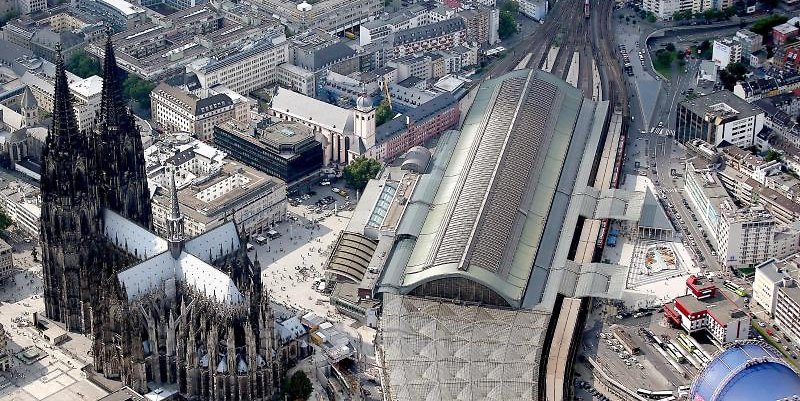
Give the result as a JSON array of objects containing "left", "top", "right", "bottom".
[
  {"left": 458, "top": 7, "right": 499, "bottom": 45},
  {"left": 188, "top": 34, "right": 288, "bottom": 96},
  {"left": 753, "top": 259, "right": 800, "bottom": 346},
  {"left": 685, "top": 162, "right": 778, "bottom": 267},
  {"left": 0, "top": 172, "right": 40, "bottom": 237},
  {"left": 519, "top": 0, "right": 548, "bottom": 20},
  {"left": 712, "top": 38, "right": 742, "bottom": 69},
  {"left": 675, "top": 90, "right": 765, "bottom": 148},
  {"left": 150, "top": 82, "right": 250, "bottom": 141},
  {"left": 733, "top": 71, "right": 800, "bottom": 102},
  {"left": 392, "top": 18, "right": 466, "bottom": 58},
  {"left": 0, "top": 239, "right": 12, "bottom": 285},
  {"left": 773, "top": 20, "right": 800, "bottom": 46}
]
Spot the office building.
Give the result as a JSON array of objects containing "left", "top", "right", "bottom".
[
  {"left": 187, "top": 33, "right": 288, "bottom": 96},
  {"left": 22, "top": 73, "right": 103, "bottom": 133},
  {"left": 0, "top": 239, "right": 12, "bottom": 285},
  {"left": 685, "top": 162, "right": 778, "bottom": 267},
  {"left": 251, "top": 0, "right": 382, "bottom": 36},
  {"left": 458, "top": 7, "right": 499, "bottom": 45},
  {"left": 276, "top": 63, "right": 316, "bottom": 96},
  {"left": 663, "top": 275, "right": 749, "bottom": 344},
  {"left": 150, "top": 82, "right": 250, "bottom": 141},
  {"left": 76, "top": 0, "right": 146, "bottom": 31},
  {"left": 145, "top": 133, "right": 287, "bottom": 237},
  {"left": 676, "top": 90, "right": 765, "bottom": 147},
  {"left": 213, "top": 120, "right": 324, "bottom": 186},
  {"left": 519, "top": 0, "right": 548, "bottom": 20},
  {"left": 0, "top": 171, "right": 40, "bottom": 236}
]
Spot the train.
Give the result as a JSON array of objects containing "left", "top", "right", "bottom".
[
  {"left": 584, "top": 0, "right": 590, "bottom": 18},
  {"left": 723, "top": 280, "right": 748, "bottom": 297}
]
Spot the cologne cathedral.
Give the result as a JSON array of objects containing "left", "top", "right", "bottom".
[{"left": 39, "top": 36, "right": 280, "bottom": 400}]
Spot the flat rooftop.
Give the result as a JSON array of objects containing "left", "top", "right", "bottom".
[{"left": 679, "top": 90, "right": 764, "bottom": 121}]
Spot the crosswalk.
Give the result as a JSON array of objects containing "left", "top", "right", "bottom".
[{"left": 652, "top": 127, "right": 675, "bottom": 137}]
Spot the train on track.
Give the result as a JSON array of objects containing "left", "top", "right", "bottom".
[{"left": 584, "top": 0, "right": 590, "bottom": 18}]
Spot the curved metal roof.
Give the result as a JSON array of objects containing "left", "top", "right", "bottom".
[
  {"left": 326, "top": 232, "right": 378, "bottom": 283},
  {"left": 692, "top": 341, "right": 800, "bottom": 401},
  {"left": 379, "top": 69, "right": 608, "bottom": 308}
]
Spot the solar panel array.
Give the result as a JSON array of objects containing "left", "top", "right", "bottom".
[
  {"left": 470, "top": 79, "right": 558, "bottom": 273},
  {"left": 433, "top": 77, "right": 527, "bottom": 267}
]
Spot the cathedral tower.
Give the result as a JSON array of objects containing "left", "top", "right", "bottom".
[
  {"left": 93, "top": 30, "right": 151, "bottom": 228},
  {"left": 166, "top": 167, "right": 184, "bottom": 259},
  {"left": 40, "top": 45, "right": 103, "bottom": 332},
  {"left": 354, "top": 94, "right": 376, "bottom": 150}
]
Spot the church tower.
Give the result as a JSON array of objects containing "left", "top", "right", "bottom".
[
  {"left": 20, "top": 86, "right": 38, "bottom": 127},
  {"left": 166, "top": 167, "right": 184, "bottom": 259},
  {"left": 354, "top": 94, "right": 376, "bottom": 150},
  {"left": 40, "top": 45, "right": 103, "bottom": 332},
  {"left": 93, "top": 30, "right": 152, "bottom": 228}
]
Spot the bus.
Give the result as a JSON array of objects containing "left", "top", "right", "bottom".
[
  {"left": 724, "top": 280, "right": 748, "bottom": 297},
  {"left": 676, "top": 334, "right": 696, "bottom": 352}
]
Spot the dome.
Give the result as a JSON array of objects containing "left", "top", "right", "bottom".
[
  {"left": 692, "top": 342, "right": 800, "bottom": 401},
  {"left": 356, "top": 95, "right": 372, "bottom": 111},
  {"left": 296, "top": 1, "right": 312, "bottom": 11}
]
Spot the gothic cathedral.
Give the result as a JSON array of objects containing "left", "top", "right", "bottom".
[{"left": 39, "top": 34, "right": 280, "bottom": 400}]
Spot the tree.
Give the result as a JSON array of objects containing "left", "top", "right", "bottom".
[
  {"left": 665, "top": 42, "right": 676, "bottom": 52},
  {"left": 499, "top": 10, "right": 518, "bottom": 39},
  {"left": 0, "top": 210, "right": 11, "bottom": 230},
  {"left": 765, "top": 149, "right": 782, "bottom": 162},
  {"left": 750, "top": 14, "right": 788, "bottom": 38},
  {"left": 67, "top": 52, "right": 102, "bottom": 79},
  {"left": 0, "top": 10, "right": 18, "bottom": 25},
  {"left": 343, "top": 156, "right": 382, "bottom": 191},
  {"left": 375, "top": 100, "right": 393, "bottom": 126},
  {"left": 122, "top": 74, "right": 155, "bottom": 111},
  {"left": 646, "top": 12, "right": 657, "bottom": 23},
  {"left": 284, "top": 371, "right": 313, "bottom": 401},
  {"left": 500, "top": 0, "right": 519, "bottom": 13}
]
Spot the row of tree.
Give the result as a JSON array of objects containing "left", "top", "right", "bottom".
[{"left": 67, "top": 52, "right": 155, "bottom": 113}]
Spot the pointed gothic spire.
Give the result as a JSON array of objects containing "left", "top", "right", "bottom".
[
  {"left": 49, "top": 43, "right": 81, "bottom": 154},
  {"left": 169, "top": 167, "right": 180, "bottom": 220},
  {"left": 100, "top": 28, "right": 125, "bottom": 123}
]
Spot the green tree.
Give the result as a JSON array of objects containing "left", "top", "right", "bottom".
[
  {"left": 284, "top": 371, "right": 313, "bottom": 401},
  {"left": 646, "top": 12, "right": 657, "bottom": 23},
  {"left": 765, "top": 149, "right": 782, "bottom": 162},
  {"left": 500, "top": 0, "right": 519, "bottom": 13},
  {"left": 0, "top": 210, "right": 11, "bottom": 230},
  {"left": 343, "top": 156, "right": 382, "bottom": 191},
  {"left": 375, "top": 100, "right": 393, "bottom": 126},
  {"left": 750, "top": 14, "right": 788, "bottom": 38},
  {"left": 0, "top": 10, "right": 18, "bottom": 25},
  {"left": 665, "top": 42, "right": 676, "bottom": 52},
  {"left": 122, "top": 74, "right": 155, "bottom": 111},
  {"left": 499, "top": 10, "right": 518, "bottom": 39},
  {"left": 67, "top": 51, "right": 102, "bottom": 78}
]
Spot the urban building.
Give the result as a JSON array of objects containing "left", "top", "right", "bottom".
[
  {"left": 733, "top": 70, "right": 800, "bottom": 102},
  {"left": 663, "top": 275, "right": 749, "bottom": 344},
  {"left": 712, "top": 38, "right": 742, "bottom": 69},
  {"left": 150, "top": 82, "right": 250, "bottom": 141},
  {"left": 2, "top": 6, "right": 104, "bottom": 62},
  {"left": 691, "top": 342, "right": 800, "bottom": 401},
  {"left": 18, "top": 0, "right": 45, "bottom": 15},
  {"left": 0, "top": 239, "right": 12, "bottom": 285},
  {"left": 458, "top": 7, "right": 499, "bottom": 45},
  {"left": 0, "top": 171, "right": 41, "bottom": 236},
  {"left": 518, "top": 0, "right": 548, "bottom": 20},
  {"left": 675, "top": 90, "right": 765, "bottom": 147},
  {"left": 276, "top": 63, "right": 316, "bottom": 96},
  {"left": 735, "top": 29, "right": 762, "bottom": 59},
  {"left": 187, "top": 33, "right": 288, "bottom": 96},
  {"left": 76, "top": 0, "right": 147, "bottom": 31},
  {"left": 685, "top": 161, "right": 778, "bottom": 267},
  {"left": 717, "top": 168, "right": 800, "bottom": 226},
  {"left": 22, "top": 73, "right": 103, "bottom": 133},
  {"left": 213, "top": 120, "right": 324, "bottom": 186},
  {"left": 85, "top": 6, "right": 281, "bottom": 81},
  {"left": 370, "top": 93, "right": 459, "bottom": 161},
  {"left": 773, "top": 20, "right": 800, "bottom": 46},
  {"left": 754, "top": 259, "right": 800, "bottom": 346},
  {"left": 392, "top": 18, "right": 466, "bottom": 58},
  {"left": 40, "top": 39, "right": 282, "bottom": 399},
  {"left": 252, "top": 0, "right": 383, "bottom": 35}
]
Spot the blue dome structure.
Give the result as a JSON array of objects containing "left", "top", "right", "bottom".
[{"left": 692, "top": 341, "right": 800, "bottom": 401}]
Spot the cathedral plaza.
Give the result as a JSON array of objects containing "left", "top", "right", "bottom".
[{"left": 0, "top": 251, "right": 107, "bottom": 401}]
